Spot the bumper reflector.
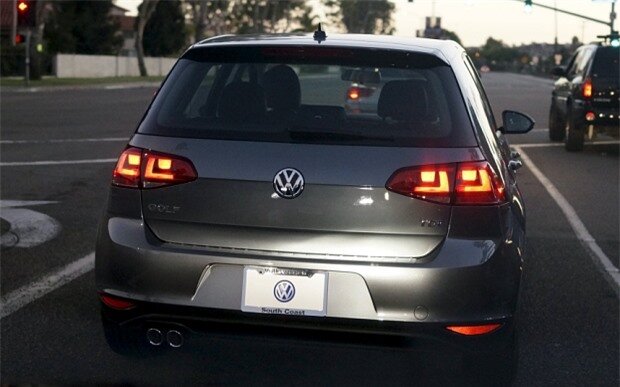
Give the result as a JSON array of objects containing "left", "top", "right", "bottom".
[
  {"left": 99, "top": 293, "right": 136, "bottom": 311},
  {"left": 446, "top": 323, "right": 502, "bottom": 336}
]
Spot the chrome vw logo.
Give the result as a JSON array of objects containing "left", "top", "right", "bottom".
[
  {"left": 273, "top": 168, "right": 304, "bottom": 199},
  {"left": 273, "top": 280, "right": 296, "bottom": 303}
]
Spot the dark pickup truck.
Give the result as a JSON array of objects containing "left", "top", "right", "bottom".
[{"left": 549, "top": 44, "right": 619, "bottom": 151}]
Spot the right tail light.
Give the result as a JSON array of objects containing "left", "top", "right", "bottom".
[{"left": 386, "top": 161, "right": 505, "bottom": 205}]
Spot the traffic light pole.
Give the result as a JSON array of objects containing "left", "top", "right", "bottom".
[
  {"left": 12, "top": 0, "right": 17, "bottom": 46},
  {"left": 24, "top": 29, "right": 31, "bottom": 86},
  {"left": 515, "top": 0, "right": 616, "bottom": 35}
]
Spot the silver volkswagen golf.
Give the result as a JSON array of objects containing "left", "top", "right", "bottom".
[{"left": 96, "top": 33, "right": 533, "bottom": 379}]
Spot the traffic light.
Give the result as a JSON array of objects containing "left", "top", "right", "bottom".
[
  {"left": 17, "top": 0, "right": 36, "bottom": 28},
  {"left": 524, "top": 0, "right": 533, "bottom": 5},
  {"left": 15, "top": 33, "right": 26, "bottom": 45},
  {"left": 610, "top": 32, "right": 620, "bottom": 47}
]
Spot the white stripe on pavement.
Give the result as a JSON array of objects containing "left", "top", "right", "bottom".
[
  {"left": 0, "top": 137, "right": 127, "bottom": 144},
  {"left": 0, "top": 252, "right": 95, "bottom": 319},
  {"left": 515, "top": 146, "right": 620, "bottom": 290},
  {"left": 1, "top": 158, "right": 117, "bottom": 167}
]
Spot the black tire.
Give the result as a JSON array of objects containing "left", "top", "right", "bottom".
[
  {"left": 548, "top": 102, "right": 565, "bottom": 141},
  {"left": 462, "top": 331, "right": 518, "bottom": 386},
  {"left": 564, "top": 109, "right": 585, "bottom": 152},
  {"left": 101, "top": 312, "right": 160, "bottom": 357}
]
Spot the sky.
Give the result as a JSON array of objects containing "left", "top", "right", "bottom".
[{"left": 115, "top": 0, "right": 617, "bottom": 47}]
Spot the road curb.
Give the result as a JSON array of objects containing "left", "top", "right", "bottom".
[{"left": 1, "top": 81, "right": 161, "bottom": 93}]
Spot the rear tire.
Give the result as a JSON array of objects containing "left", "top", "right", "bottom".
[
  {"left": 548, "top": 102, "right": 565, "bottom": 141},
  {"left": 564, "top": 110, "right": 585, "bottom": 152}
]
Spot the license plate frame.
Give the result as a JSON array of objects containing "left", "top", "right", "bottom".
[{"left": 241, "top": 267, "right": 328, "bottom": 317}]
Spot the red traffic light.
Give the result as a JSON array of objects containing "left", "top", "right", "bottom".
[
  {"left": 15, "top": 34, "right": 26, "bottom": 44},
  {"left": 17, "top": 1, "right": 29, "bottom": 12},
  {"left": 16, "top": 1, "right": 36, "bottom": 27}
]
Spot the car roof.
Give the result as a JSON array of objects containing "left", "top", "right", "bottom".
[{"left": 192, "top": 33, "right": 464, "bottom": 64}]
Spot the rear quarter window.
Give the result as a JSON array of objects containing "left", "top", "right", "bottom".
[
  {"left": 139, "top": 46, "right": 477, "bottom": 148},
  {"left": 591, "top": 47, "right": 620, "bottom": 79}
]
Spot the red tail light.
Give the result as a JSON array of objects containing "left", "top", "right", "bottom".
[
  {"left": 113, "top": 147, "right": 142, "bottom": 188},
  {"left": 582, "top": 77, "right": 593, "bottom": 98},
  {"left": 386, "top": 161, "right": 505, "bottom": 205},
  {"left": 386, "top": 164, "right": 455, "bottom": 204},
  {"left": 454, "top": 162, "right": 505, "bottom": 205},
  {"left": 113, "top": 147, "right": 197, "bottom": 189},
  {"left": 446, "top": 323, "right": 502, "bottom": 336},
  {"left": 346, "top": 85, "right": 374, "bottom": 101},
  {"left": 99, "top": 292, "right": 136, "bottom": 311}
]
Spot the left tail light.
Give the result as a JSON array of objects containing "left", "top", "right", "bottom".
[
  {"left": 582, "top": 77, "right": 593, "bottom": 99},
  {"left": 112, "top": 147, "right": 197, "bottom": 189}
]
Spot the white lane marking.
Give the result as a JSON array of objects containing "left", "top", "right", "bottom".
[
  {"left": 0, "top": 137, "right": 127, "bottom": 144},
  {"left": 0, "top": 252, "right": 95, "bottom": 319},
  {"left": 532, "top": 128, "right": 549, "bottom": 132},
  {"left": 1, "top": 158, "right": 116, "bottom": 167},
  {"left": 1, "top": 200, "right": 58, "bottom": 208},
  {"left": 513, "top": 140, "right": 620, "bottom": 148},
  {"left": 0, "top": 200, "right": 61, "bottom": 248},
  {"left": 515, "top": 146, "right": 620, "bottom": 289}
]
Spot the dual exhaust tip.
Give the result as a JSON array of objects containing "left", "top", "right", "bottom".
[{"left": 146, "top": 327, "right": 183, "bottom": 348}]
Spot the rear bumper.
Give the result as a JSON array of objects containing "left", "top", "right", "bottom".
[
  {"left": 573, "top": 101, "right": 620, "bottom": 128},
  {"left": 101, "top": 299, "right": 515, "bottom": 352},
  {"left": 96, "top": 211, "right": 523, "bottom": 333}
]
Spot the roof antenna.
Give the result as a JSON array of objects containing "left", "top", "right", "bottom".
[{"left": 313, "top": 23, "right": 327, "bottom": 43}]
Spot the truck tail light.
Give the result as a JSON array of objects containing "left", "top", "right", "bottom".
[{"left": 582, "top": 77, "right": 593, "bottom": 98}]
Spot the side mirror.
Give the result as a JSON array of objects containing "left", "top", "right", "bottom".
[
  {"left": 500, "top": 110, "right": 535, "bottom": 134},
  {"left": 551, "top": 66, "right": 566, "bottom": 77}
]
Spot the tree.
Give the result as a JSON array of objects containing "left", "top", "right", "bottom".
[
  {"left": 44, "top": 1, "right": 122, "bottom": 55},
  {"left": 186, "top": 0, "right": 228, "bottom": 43},
  {"left": 143, "top": 0, "right": 188, "bottom": 57},
  {"left": 135, "top": 0, "right": 159, "bottom": 76},
  {"left": 186, "top": 1, "right": 312, "bottom": 42},
  {"left": 481, "top": 37, "right": 519, "bottom": 62},
  {"left": 326, "top": 0, "right": 395, "bottom": 34},
  {"left": 441, "top": 29, "right": 462, "bottom": 45}
]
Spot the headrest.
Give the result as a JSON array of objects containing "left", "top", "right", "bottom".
[
  {"left": 217, "top": 81, "right": 265, "bottom": 123},
  {"left": 262, "top": 64, "right": 301, "bottom": 111},
  {"left": 377, "top": 80, "right": 429, "bottom": 121}
]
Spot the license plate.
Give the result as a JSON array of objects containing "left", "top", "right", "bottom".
[{"left": 241, "top": 267, "right": 328, "bottom": 317}]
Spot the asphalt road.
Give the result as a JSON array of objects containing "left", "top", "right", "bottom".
[{"left": 1, "top": 72, "right": 618, "bottom": 386}]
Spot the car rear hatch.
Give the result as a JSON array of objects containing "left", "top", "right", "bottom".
[
  {"left": 131, "top": 136, "right": 484, "bottom": 260},
  {"left": 128, "top": 44, "right": 482, "bottom": 261},
  {"left": 590, "top": 46, "right": 619, "bottom": 110}
]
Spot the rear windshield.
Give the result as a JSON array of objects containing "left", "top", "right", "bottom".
[
  {"left": 139, "top": 46, "right": 477, "bottom": 147},
  {"left": 591, "top": 47, "right": 619, "bottom": 79}
]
